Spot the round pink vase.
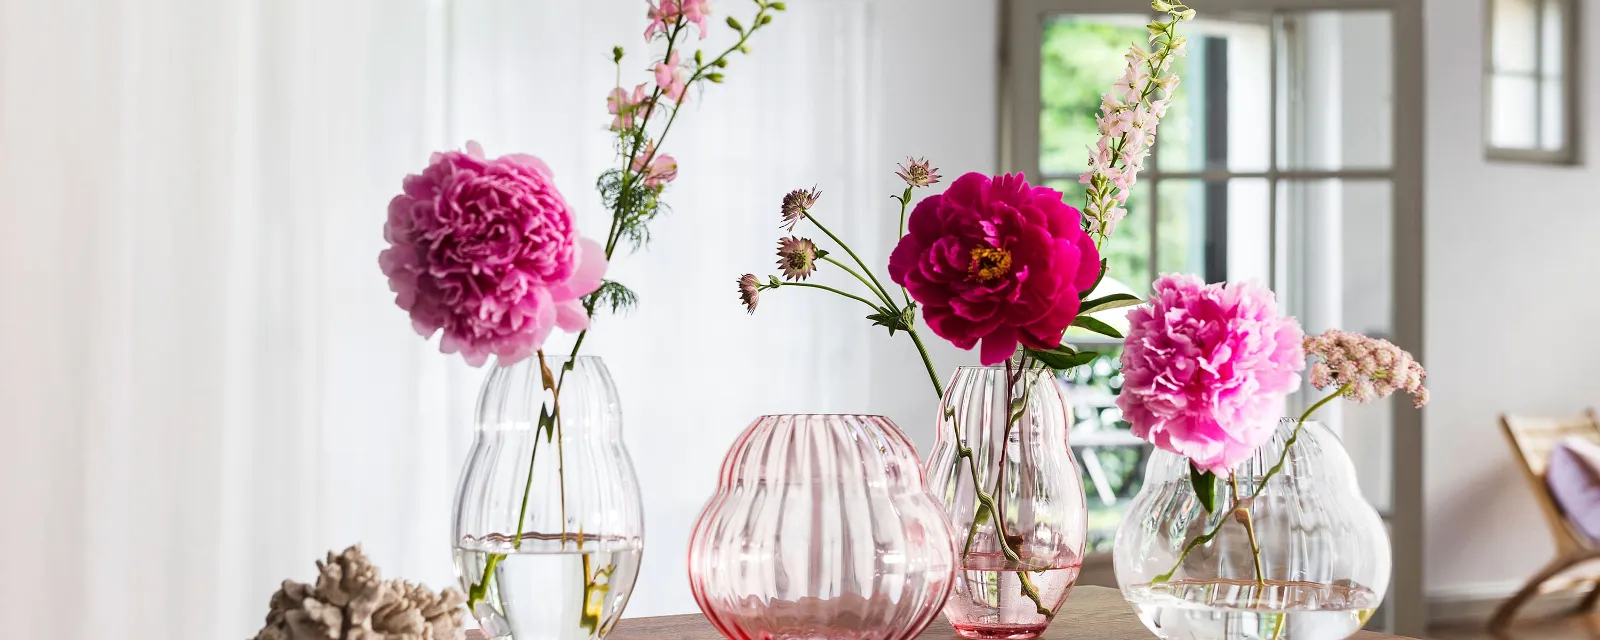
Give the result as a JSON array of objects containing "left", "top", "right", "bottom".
[{"left": 688, "top": 414, "right": 957, "bottom": 640}]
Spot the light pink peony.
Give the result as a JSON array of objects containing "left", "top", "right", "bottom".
[
  {"left": 380, "top": 141, "right": 607, "bottom": 367},
  {"left": 888, "top": 172, "right": 1101, "bottom": 365},
  {"left": 1118, "top": 274, "right": 1305, "bottom": 475}
]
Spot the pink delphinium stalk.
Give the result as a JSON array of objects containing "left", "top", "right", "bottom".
[
  {"left": 654, "top": 50, "right": 690, "bottom": 103},
  {"left": 607, "top": 83, "right": 650, "bottom": 131},
  {"left": 1118, "top": 273, "right": 1306, "bottom": 475},
  {"left": 1079, "top": 2, "right": 1193, "bottom": 241},
  {"left": 379, "top": 142, "right": 608, "bottom": 367}
]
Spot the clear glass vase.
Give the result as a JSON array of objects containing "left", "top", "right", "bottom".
[
  {"left": 688, "top": 414, "right": 956, "bottom": 640},
  {"left": 452, "top": 356, "right": 644, "bottom": 640},
  {"left": 1114, "top": 419, "right": 1391, "bottom": 640},
  {"left": 924, "top": 365, "right": 1088, "bottom": 640}
]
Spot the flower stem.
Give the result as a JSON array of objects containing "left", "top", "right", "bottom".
[
  {"left": 804, "top": 212, "right": 896, "bottom": 308},
  {"left": 1232, "top": 473, "right": 1266, "bottom": 588},
  {"left": 775, "top": 281, "right": 882, "bottom": 310},
  {"left": 820, "top": 256, "right": 896, "bottom": 310},
  {"left": 907, "top": 329, "right": 944, "bottom": 399},
  {"left": 1152, "top": 383, "right": 1354, "bottom": 587},
  {"left": 895, "top": 187, "right": 913, "bottom": 306}
]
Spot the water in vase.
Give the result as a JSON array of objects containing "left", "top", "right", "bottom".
[
  {"left": 1126, "top": 580, "right": 1379, "bottom": 640},
  {"left": 454, "top": 535, "right": 643, "bottom": 640},
  {"left": 942, "top": 552, "right": 1082, "bottom": 640}
]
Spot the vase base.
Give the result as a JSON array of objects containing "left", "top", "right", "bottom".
[{"left": 951, "top": 622, "right": 1049, "bottom": 640}]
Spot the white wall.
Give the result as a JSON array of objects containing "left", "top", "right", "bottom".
[{"left": 1423, "top": 0, "right": 1600, "bottom": 599}]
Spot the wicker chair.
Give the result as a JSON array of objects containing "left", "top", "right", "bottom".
[{"left": 1491, "top": 410, "right": 1600, "bottom": 630}]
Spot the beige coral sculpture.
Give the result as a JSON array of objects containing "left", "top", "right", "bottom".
[{"left": 252, "top": 544, "right": 467, "bottom": 640}]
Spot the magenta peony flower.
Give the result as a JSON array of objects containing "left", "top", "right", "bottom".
[
  {"left": 380, "top": 141, "right": 607, "bottom": 367},
  {"left": 1117, "top": 274, "right": 1305, "bottom": 475},
  {"left": 887, "top": 172, "right": 1101, "bottom": 365}
]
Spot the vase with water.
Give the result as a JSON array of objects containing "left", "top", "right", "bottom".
[
  {"left": 1114, "top": 419, "right": 1392, "bottom": 640},
  {"left": 452, "top": 355, "right": 644, "bottom": 640},
  {"left": 924, "top": 364, "right": 1089, "bottom": 639}
]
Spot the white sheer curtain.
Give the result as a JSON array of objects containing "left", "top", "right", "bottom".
[{"left": 0, "top": 0, "right": 994, "bottom": 637}]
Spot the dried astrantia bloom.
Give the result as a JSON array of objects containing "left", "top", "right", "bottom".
[
  {"left": 738, "top": 273, "right": 762, "bottom": 314},
  {"left": 895, "top": 157, "right": 941, "bottom": 188},
  {"left": 776, "top": 236, "right": 822, "bottom": 281},
  {"left": 780, "top": 186, "right": 821, "bottom": 231}
]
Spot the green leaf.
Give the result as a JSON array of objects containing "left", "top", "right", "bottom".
[
  {"left": 1190, "top": 464, "right": 1218, "bottom": 514},
  {"left": 1071, "top": 315, "right": 1125, "bottom": 339},
  {"left": 1079, "top": 293, "right": 1143, "bottom": 316},
  {"left": 866, "top": 303, "right": 916, "bottom": 336},
  {"left": 1079, "top": 259, "right": 1109, "bottom": 300},
  {"left": 1026, "top": 346, "right": 1099, "bottom": 371},
  {"left": 538, "top": 405, "right": 557, "bottom": 443}
]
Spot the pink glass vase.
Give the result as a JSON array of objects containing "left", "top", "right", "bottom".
[
  {"left": 925, "top": 365, "right": 1088, "bottom": 639},
  {"left": 688, "top": 414, "right": 957, "bottom": 640}
]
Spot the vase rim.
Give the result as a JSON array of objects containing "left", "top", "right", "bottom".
[{"left": 755, "top": 413, "right": 892, "bottom": 419}]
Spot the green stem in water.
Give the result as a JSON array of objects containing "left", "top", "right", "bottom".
[{"left": 1152, "top": 383, "right": 1354, "bottom": 586}]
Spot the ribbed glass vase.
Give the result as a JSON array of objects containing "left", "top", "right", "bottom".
[
  {"left": 924, "top": 365, "right": 1088, "bottom": 640},
  {"left": 452, "top": 356, "right": 644, "bottom": 640},
  {"left": 688, "top": 414, "right": 956, "bottom": 640},
  {"left": 1114, "top": 419, "right": 1391, "bottom": 640}
]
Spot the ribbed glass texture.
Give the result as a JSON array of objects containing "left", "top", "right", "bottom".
[
  {"left": 688, "top": 414, "right": 956, "bottom": 640},
  {"left": 924, "top": 365, "right": 1088, "bottom": 640},
  {"left": 452, "top": 356, "right": 645, "bottom": 640},
  {"left": 1114, "top": 419, "right": 1392, "bottom": 640}
]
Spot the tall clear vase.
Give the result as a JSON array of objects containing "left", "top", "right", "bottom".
[
  {"left": 924, "top": 364, "right": 1088, "bottom": 640},
  {"left": 452, "top": 356, "right": 644, "bottom": 640}
]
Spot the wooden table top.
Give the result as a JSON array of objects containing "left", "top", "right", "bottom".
[{"left": 593, "top": 586, "right": 1415, "bottom": 639}]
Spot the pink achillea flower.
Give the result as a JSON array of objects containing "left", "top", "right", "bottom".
[
  {"left": 1303, "top": 329, "right": 1429, "bottom": 407},
  {"left": 1118, "top": 274, "right": 1306, "bottom": 475},
  {"left": 380, "top": 142, "right": 607, "bottom": 367}
]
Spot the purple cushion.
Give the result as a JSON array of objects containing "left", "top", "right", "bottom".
[{"left": 1546, "top": 439, "right": 1600, "bottom": 542}]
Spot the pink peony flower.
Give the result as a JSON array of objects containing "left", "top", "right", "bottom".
[
  {"left": 654, "top": 51, "right": 690, "bottom": 103},
  {"left": 379, "top": 141, "right": 607, "bottom": 367},
  {"left": 1117, "top": 274, "right": 1305, "bottom": 475},
  {"left": 888, "top": 172, "right": 1101, "bottom": 365}
]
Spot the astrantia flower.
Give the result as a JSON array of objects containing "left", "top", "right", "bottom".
[
  {"left": 1304, "top": 329, "right": 1429, "bottom": 407},
  {"left": 780, "top": 186, "right": 821, "bottom": 231},
  {"left": 737, "top": 274, "right": 761, "bottom": 314},
  {"left": 1117, "top": 274, "right": 1305, "bottom": 475},
  {"left": 379, "top": 142, "right": 607, "bottom": 367},
  {"left": 887, "top": 172, "right": 1101, "bottom": 365},
  {"left": 776, "top": 237, "right": 820, "bottom": 281},
  {"left": 896, "top": 157, "right": 942, "bottom": 188}
]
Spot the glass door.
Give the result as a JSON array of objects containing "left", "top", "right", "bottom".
[{"left": 1007, "top": 0, "right": 1424, "bottom": 634}]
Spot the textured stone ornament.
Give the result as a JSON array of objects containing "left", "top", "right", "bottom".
[{"left": 252, "top": 545, "right": 467, "bottom": 640}]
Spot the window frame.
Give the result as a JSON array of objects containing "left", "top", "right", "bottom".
[
  {"left": 1483, "top": 0, "right": 1580, "bottom": 164},
  {"left": 1000, "top": 0, "right": 1426, "bottom": 634}
]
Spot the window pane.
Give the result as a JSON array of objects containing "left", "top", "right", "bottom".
[
  {"left": 1276, "top": 11, "right": 1394, "bottom": 170},
  {"left": 1152, "top": 15, "right": 1272, "bottom": 173},
  {"left": 1275, "top": 179, "right": 1394, "bottom": 511},
  {"left": 1540, "top": 0, "right": 1565, "bottom": 75},
  {"left": 1153, "top": 179, "right": 1271, "bottom": 282},
  {"left": 1488, "top": 73, "right": 1539, "bottom": 148},
  {"left": 1039, "top": 15, "right": 1153, "bottom": 179},
  {"left": 1050, "top": 179, "right": 1152, "bottom": 297},
  {"left": 1492, "top": 0, "right": 1540, "bottom": 74},
  {"left": 1540, "top": 78, "right": 1565, "bottom": 150},
  {"left": 1060, "top": 351, "right": 1149, "bottom": 554}
]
